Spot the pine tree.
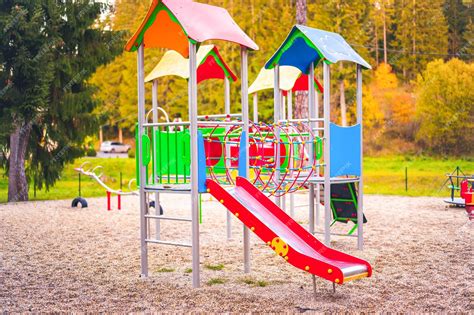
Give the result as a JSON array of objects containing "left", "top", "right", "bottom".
[
  {"left": 392, "top": 0, "right": 448, "bottom": 81},
  {"left": 461, "top": 17, "right": 474, "bottom": 59},
  {"left": 0, "top": 0, "right": 123, "bottom": 201},
  {"left": 309, "top": 0, "right": 372, "bottom": 126},
  {"left": 370, "top": 0, "right": 395, "bottom": 66},
  {"left": 443, "top": 0, "right": 470, "bottom": 59}
]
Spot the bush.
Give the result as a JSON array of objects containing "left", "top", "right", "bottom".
[
  {"left": 86, "top": 147, "right": 96, "bottom": 157},
  {"left": 416, "top": 59, "right": 474, "bottom": 156},
  {"left": 128, "top": 149, "right": 135, "bottom": 158}
]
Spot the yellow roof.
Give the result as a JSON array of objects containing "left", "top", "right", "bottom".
[
  {"left": 248, "top": 66, "right": 302, "bottom": 94},
  {"left": 145, "top": 45, "right": 236, "bottom": 82}
]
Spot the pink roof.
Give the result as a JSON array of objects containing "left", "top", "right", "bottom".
[{"left": 125, "top": 0, "right": 258, "bottom": 55}]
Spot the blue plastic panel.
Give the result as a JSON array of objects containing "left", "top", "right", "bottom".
[
  {"left": 277, "top": 37, "right": 321, "bottom": 74},
  {"left": 197, "top": 131, "right": 207, "bottom": 193},
  {"left": 329, "top": 123, "right": 361, "bottom": 177},
  {"left": 265, "top": 25, "right": 371, "bottom": 73},
  {"left": 238, "top": 131, "right": 248, "bottom": 178}
]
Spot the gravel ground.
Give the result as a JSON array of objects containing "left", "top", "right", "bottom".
[{"left": 1, "top": 193, "right": 472, "bottom": 312}]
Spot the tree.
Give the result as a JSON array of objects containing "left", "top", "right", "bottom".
[
  {"left": 0, "top": 0, "right": 123, "bottom": 201},
  {"left": 443, "top": 0, "right": 470, "bottom": 59},
  {"left": 309, "top": 0, "right": 372, "bottom": 126},
  {"left": 461, "top": 17, "right": 474, "bottom": 59},
  {"left": 415, "top": 59, "right": 474, "bottom": 155},
  {"left": 392, "top": 0, "right": 448, "bottom": 81},
  {"left": 361, "top": 63, "right": 416, "bottom": 153},
  {"left": 294, "top": 0, "right": 308, "bottom": 120},
  {"left": 371, "top": 0, "right": 394, "bottom": 66}
]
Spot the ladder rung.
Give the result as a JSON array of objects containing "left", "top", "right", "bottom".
[
  {"left": 145, "top": 239, "right": 192, "bottom": 247},
  {"left": 145, "top": 214, "right": 192, "bottom": 222}
]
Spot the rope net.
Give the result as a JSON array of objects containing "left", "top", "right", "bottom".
[{"left": 202, "top": 119, "right": 323, "bottom": 197}]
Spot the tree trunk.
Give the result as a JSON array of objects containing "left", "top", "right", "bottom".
[
  {"left": 294, "top": 0, "right": 308, "bottom": 119},
  {"left": 375, "top": 21, "right": 379, "bottom": 66},
  {"left": 8, "top": 122, "right": 31, "bottom": 202},
  {"left": 383, "top": 4, "right": 388, "bottom": 64},
  {"left": 118, "top": 127, "right": 123, "bottom": 143},
  {"left": 339, "top": 64, "right": 347, "bottom": 126},
  {"left": 296, "top": 0, "right": 307, "bottom": 25},
  {"left": 294, "top": 92, "right": 308, "bottom": 119},
  {"left": 99, "top": 127, "right": 103, "bottom": 145},
  {"left": 412, "top": 0, "right": 416, "bottom": 77}
]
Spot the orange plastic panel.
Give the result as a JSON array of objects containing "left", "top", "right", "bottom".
[{"left": 143, "top": 10, "right": 189, "bottom": 57}]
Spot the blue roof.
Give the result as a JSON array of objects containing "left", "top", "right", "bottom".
[{"left": 265, "top": 25, "right": 371, "bottom": 73}]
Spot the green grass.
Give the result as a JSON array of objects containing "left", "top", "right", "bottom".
[
  {"left": 156, "top": 267, "right": 175, "bottom": 273},
  {"left": 204, "top": 263, "right": 224, "bottom": 271},
  {"left": 207, "top": 277, "right": 226, "bottom": 285},
  {"left": 0, "top": 157, "right": 136, "bottom": 203},
  {"left": 240, "top": 277, "right": 269, "bottom": 287},
  {"left": 363, "top": 156, "right": 473, "bottom": 197},
  {"left": 184, "top": 268, "right": 193, "bottom": 274},
  {"left": 0, "top": 156, "right": 473, "bottom": 203}
]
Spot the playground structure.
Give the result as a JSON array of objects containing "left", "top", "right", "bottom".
[
  {"left": 247, "top": 64, "right": 366, "bottom": 236},
  {"left": 442, "top": 166, "right": 474, "bottom": 220},
  {"left": 124, "top": 0, "right": 372, "bottom": 289},
  {"left": 72, "top": 161, "right": 138, "bottom": 210}
]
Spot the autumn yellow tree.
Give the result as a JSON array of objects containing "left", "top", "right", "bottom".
[{"left": 416, "top": 58, "right": 474, "bottom": 156}]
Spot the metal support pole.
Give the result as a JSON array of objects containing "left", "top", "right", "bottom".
[
  {"left": 289, "top": 193, "right": 295, "bottom": 217},
  {"left": 241, "top": 46, "right": 251, "bottom": 274},
  {"left": 224, "top": 77, "right": 232, "bottom": 240},
  {"left": 316, "top": 183, "right": 321, "bottom": 226},
  {"left": 288, "top": 90, "right": 294, "bottom": 217},
  {"left": 189, "top": 42, "right": 200, "bottom": 287},
  {"left": 224, "top": 77, "right": 231, "bottom": 115},
  {"left": 78, "top": 173, "right": 81, "bottom": 196},
  {"left": 356, "top": 65, "right": 364, "bottom": 250},
  {"left": 280, "top": 90, "right": 286, "bottom": 214},
  {"left": 288, "top": 90, "right": 293, "bottom": 121},
  {"left": 312, "top": 275, "right": 317, "bottom": 300},
  {"left": 253, "top": 93, "right": 258, "bottom": 122},
  {"left": 137, "top": 44, "right": 148, "bottom": 277},
  {"left": 309, "top": 183, "right": 315, "bottom": 234},
  {"left": 152, "top": 79, "right": 161, "bottom": 240},
  {"left": 323, "top": 62, "right": 331, "bottom": 246},
  {"left": 273, "top": 65, "right": 281, "bottom": 207},
  {"left": 282, "top": 95, "right": 286, "bottom": 121},
  {"left": 315, "top": 70, "right": 321, "bottom": 226},
  {"left": 308, "top": 62, "right": 316, "bottom": 233}
]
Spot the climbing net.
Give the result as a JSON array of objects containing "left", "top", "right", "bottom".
[{"left": 202, "top": 119, "right": 323, "bottom": 197}]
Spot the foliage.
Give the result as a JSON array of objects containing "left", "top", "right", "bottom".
[
  {"left": 443, "top": 0, "right": 473, "bottom": 60},
  {"left": 86, "top": 147, "right": 96, "bottom": 157},
  {"left": 0, "top": 0, "right": 123, "bottom": 199},
  {"left": 415, "top": 58, "right": 474, "bottom": 155},
  {"left": 363, "top": 63, "right": 416, "bottom": 154},
  {"left": 391, "top": 0, "right": 449, "bottom": 81},
  {"left": 462, "top": 17, "right": 474, "bottom": 58},
  {"left": 309, "top": 0, "right": 372, "bottom": 125}
]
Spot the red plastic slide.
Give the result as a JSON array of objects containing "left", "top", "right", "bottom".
[{"left": 206, "top": 177, "right": 372, "bottom": 284}]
